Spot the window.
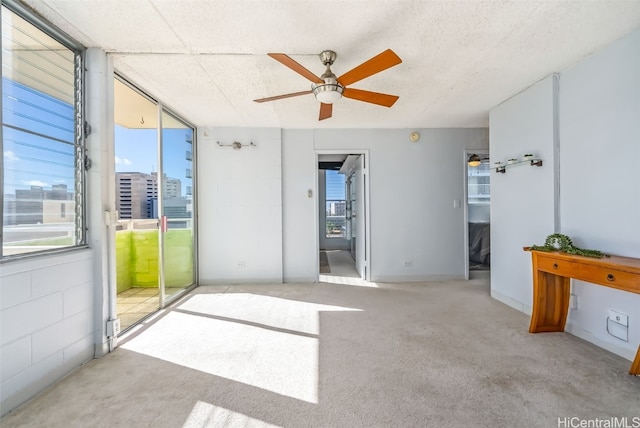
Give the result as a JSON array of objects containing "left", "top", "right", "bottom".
[
  {"left": 1, "top": 2, "right": 85, "bottom": 258},
  {"left": 325, "top": 170, "right": 346, "bottom": 238},
  {"left": 468, "top": 160, "right": 490, "bottom": 205}
]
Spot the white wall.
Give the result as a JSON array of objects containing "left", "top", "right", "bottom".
[
  {"left": 490, "top": 30, "right": 640, "bottom": 360},
  {"left": 282, "top": 128, "right": 489, "bottom": 282},
  {"left": 198, "top": 127, "right": 283, "bottom": 284},
  {"left": 558, "top": 30, "right": 640, "bottom": 359},
  {"left": 282, "top": 130, "right": 317, "bottom": 282},
  {"left": 490, "top": 76, "right": 557, "bottom": 311}
]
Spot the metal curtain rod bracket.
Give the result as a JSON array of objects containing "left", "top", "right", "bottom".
[{"left": 217, "top": 141, "right": 256, "bottom": 150}]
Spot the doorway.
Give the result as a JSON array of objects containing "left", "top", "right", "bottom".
[
  {"left": 317, "top": 152, "right": 369, "bottom": 283},
  {"left": 464, "top": 150, "right": 491, "bottom": 279},
  {"left": 113, "top": 76, "right": 196, "bottom": 332}
]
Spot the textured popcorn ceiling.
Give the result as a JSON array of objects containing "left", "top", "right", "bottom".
[{"left": 24, "top": 0, "right": 640, "bottom": 128}]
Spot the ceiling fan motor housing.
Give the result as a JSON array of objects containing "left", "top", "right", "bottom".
[
  {"left": 312, "top": 50, "right": 344, "bottom": 103},
  {"left": 319, "top": 50, "right": 337, "bottom": 66}
]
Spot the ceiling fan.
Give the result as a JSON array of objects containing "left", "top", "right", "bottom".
[{"left": 254, "top": 49, "right": 402, "bottom": 121}]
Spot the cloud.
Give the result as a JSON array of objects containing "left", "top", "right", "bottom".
[
  {"left": 115, "top": 156, "right": 133, "bottom": 166},
  {"left": 3, "top": 151, "right": 19, "bottom": 162},
  {"left": 24, "top": 180, "right": 50, "bottom": 188}
]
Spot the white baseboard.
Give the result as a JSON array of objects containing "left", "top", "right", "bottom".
[
  {"left": 490, "top": 289, "right": 532, "bottom": 315},
  {"left": 198, "top": 277, "right": 284, "bottom": 285},
  {"left": 565, "top": 321, "right": 635, "bottom": 362},
  {"left": 490, "top": 290, "right": 635, "bottom": 362},
  {"left": 283, "top": 277, "right": 316, "bottom": 283},
  {"left": 372, "top": 274, "right": 466, "bottom": 283}
]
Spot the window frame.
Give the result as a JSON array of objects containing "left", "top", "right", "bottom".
[{"left": 1, "top": 0, "right": 87, "bottom": 261}]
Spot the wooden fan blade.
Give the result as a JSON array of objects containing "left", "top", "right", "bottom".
[
  {"left": 337, "top": 49, "right": 402, "bottom": 86},
  {"left": 342, "top": 88, "right": 399, "bottom": 107},
  {"left": 268, "top": 53, "right": 323, "bottom": 84},
  {"left": 253, "top": 90, "right": 312, "bottom": 103},
  {"left": 319, "top": 103, "right": 332, "bottom": 121}
]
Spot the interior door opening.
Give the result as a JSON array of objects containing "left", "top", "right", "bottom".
[
  {"left": 317, "top": 153, "right": 368, "bottom": 282},
  {"left": 464, "top": 150, "right": 491, "bottom": 279}
]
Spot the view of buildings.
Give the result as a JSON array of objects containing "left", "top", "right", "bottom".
[
  {"left": 115, "top": 171, "right": 192, "bottom": 228},
  {"left": 3, "top": 184, "right": 75, "bottom": 226}
]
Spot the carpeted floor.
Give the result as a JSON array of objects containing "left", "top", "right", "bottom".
[
  {"left": 2, "top": 275, "right": 639, "bottom": 427},
  {"left": 319, "top": 251, "right": 330, "bottom": 273}
]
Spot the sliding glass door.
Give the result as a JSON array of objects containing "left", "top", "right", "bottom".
[
  {"left": 160, "top": 110, "right": 195, "bottom": 302},
  {"left": 114, "top": 77, "right": 196, "bottom": 332}
]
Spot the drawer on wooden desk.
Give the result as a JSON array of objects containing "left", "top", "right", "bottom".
[
  {"left": 536, "top": 256, "right": 578, "bottom": 276},
  {"left": 572, "top": 264, "right": 640, "bottom": 293}
]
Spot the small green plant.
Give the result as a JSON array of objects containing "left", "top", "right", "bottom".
[{"left": 530, "top": 233, "right": 608, "bottom": 258}]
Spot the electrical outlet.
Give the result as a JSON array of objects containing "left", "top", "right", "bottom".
[
  {"left": 237, "top": 261, "right": 246, "bottom": 268},
  {"left": 106, "top": 318, "right": 120, "bottom": 337},
  {"left": 569, "top": 294, "right": 578, "bottom": 310},
  {"left": 402, "top": 260, "right": 412, "bottom": 267},
  {"left": 608, "top": 309, "right": 628, "bottom": 327}
]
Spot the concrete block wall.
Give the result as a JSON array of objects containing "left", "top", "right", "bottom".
[{"left": 0, "top": 249, "right": 95, "bottom": 414}]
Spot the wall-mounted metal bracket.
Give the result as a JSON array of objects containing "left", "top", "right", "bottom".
[{"left": 217, "top": 141, "right": 256, "bottom": 150}]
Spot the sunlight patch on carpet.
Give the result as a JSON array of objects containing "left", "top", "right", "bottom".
[
  {"left": 177, "top": 293, "right": 361, "bottom": 335},
  {"left": 319, "top": 274, "right": 380, "bottom": 288},
  {"left": 183, "top": 401, "right": 282, "bottom": 428},
  {"left": 121, "top": 294, "right": 361, "bottom": 403}
]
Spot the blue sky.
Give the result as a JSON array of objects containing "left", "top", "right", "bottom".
[
  {"left": 115, "top": 125, "right": 193, "bottom": 196},
  {"left": 2, "top": 78, "right": 75, "bottom": 195},
  {"left": 2, "top": 77, "right": 192, "bottom": 197},
  {"left": 325, "top": 170, "right": 345, "bottom": 200},
  {"left": 115, "top": 125, "right": 193, "bottom": 197}
]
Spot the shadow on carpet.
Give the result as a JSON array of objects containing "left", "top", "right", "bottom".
[{"left": 319, "top": 251, "right": 330, "bottom": 273}]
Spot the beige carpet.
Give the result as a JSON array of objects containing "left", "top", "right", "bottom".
[
  {"left": 319, "top": 251, "right": 330, "bottom": 273},
  {"left": 2, "top": 275, "right": 639, "bottom": 427}
]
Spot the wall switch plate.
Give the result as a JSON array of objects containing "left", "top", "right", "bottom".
[{"left": 608, "top": 309, "right": 628, "bottom": 327}]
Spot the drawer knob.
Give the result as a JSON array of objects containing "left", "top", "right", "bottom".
[
  {"left": 607, "top": 274, "right": 615, "bottom": 282},
  {"left": 553, "top": 263, "right": 558, "bottom": 269}
]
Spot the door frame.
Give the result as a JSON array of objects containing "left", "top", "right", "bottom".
[
  {"left": 463, "top": 148, "right": 489, "bottom": 280},
  {"left": 111, "top": 74, "right": 198, "bottom": 337},
  {"left": 314, "top": 149, "right": 371, "bottom": 282}
]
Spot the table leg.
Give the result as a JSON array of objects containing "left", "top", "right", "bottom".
[
  {"left": 529, "top": 270, "right": 570, "bottom": 333},
  {"left": 631, "top": 346, "right": 640, "bottom": 376}
]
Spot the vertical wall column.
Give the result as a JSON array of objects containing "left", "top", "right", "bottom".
[
  {"left": 84, "top": 48, "right": 116, "bottom": 356},
  {"left": 489, "top": 77, "right": 556, "bottom": 311}
]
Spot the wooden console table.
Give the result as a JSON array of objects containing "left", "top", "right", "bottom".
[{"left": 524, "top": 248, "right": 640, "bottom": 375}]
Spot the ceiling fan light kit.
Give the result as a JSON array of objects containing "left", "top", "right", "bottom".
[
  {"left": 254, "top": 48, "right": 402, "bottom": 120},
  {"left": 312, "top": 83, "right": 344, "bottom": 104}
]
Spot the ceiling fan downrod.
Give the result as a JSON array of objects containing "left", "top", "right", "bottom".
[{"left": 313, "top": 50, "right": 344, "bottom": 103}]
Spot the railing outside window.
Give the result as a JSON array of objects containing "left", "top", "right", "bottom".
[{"left": 326, "top": 199, "right": 346, "bottom": 238}]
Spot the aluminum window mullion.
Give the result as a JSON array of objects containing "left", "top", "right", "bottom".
[
  {"left": 75, "top": 50, "right": 85, "bottom": 246},
  {"left": 2, "top": 0, "right": 84, "bottom": 51}
]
